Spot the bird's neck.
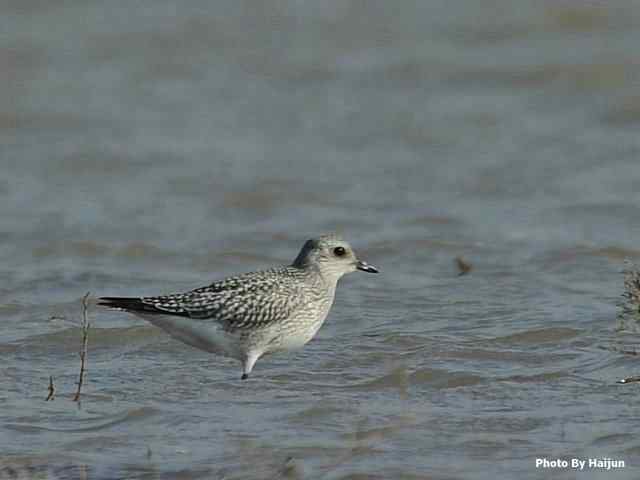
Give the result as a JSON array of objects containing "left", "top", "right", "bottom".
[
  {"left": 314, "top": 268, "right": 343, "bottom": 294},
  {"left": 294, "top": 264, "right": 341, "bottom": 293}
]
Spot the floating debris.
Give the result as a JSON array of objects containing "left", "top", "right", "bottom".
[
  {"left": 617, "top": 376, "right": 640, "bottom": 384},
  {"left": 455, "top": 256, "right": 473, "bottom": 276}
]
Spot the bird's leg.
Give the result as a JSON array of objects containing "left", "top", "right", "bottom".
[{"left": 241, "top": 351, "right": 260, "bottom": 380}]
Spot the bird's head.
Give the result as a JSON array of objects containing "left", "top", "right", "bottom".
[{"left": 292, "top": 234, "right": 378, "bottom": 281}]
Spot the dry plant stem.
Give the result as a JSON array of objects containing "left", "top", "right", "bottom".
[
  {"left": 45, "top": 375, "right": 55, "bottom": 401},
  {"left": 73, "top": 292, "right": 91, "bottom": 402}
]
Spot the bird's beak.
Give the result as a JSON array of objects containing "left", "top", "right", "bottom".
[{"left": 356, "top": 260, "right": 379, "bottom": 273}]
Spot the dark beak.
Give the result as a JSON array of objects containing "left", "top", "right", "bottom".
[{"left": 356, "top": 260, "right": 379, "bottom": 273}]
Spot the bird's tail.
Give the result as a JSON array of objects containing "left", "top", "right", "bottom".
[{"left": 98, "top": 297, "right": 157, "bottom": 314}]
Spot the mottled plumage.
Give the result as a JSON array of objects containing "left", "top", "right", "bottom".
[{"left": 99, "top": 234, "right": 378, "bottom": 379}]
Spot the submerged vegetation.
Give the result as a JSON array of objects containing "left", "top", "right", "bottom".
[{"left": 616, "top": 262, "right": 640, "bottom": 384}]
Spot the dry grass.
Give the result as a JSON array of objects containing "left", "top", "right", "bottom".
[
  {"left": 45, "top": 375, "right": 55, "bottom": 401},
  {"left": 46, "top": 292, "right": 91, "bottom": 402},
  {"left": 621, "top": 261, "right": 640, "bottom": 313}
]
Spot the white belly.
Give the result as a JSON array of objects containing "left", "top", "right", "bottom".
[{"left": 135, "top": 313, "right": 242, "bottom": 359}]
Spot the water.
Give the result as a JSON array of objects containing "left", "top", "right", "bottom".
[{"left": 2, "top": 0, "right": 640, "bottom": 478}]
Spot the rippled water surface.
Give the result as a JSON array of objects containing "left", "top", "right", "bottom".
[{"left": 3, "top": 1, "right": 640, "bottom": 478}]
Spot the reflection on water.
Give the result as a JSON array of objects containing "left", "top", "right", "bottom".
[{"left": 3, "top": 0, "right": 640, "bottom": 478}]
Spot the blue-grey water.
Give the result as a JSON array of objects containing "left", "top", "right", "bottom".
[{"left": 2, "top": 1, "right": 640, "bottom": 479}]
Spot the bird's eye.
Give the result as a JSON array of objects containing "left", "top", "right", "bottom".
[{"left": 333, "top": 246, "right": 346, "bottom": 257}]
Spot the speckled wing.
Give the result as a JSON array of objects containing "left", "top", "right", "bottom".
[{"left": 99, "top": 267, "right": 307, "bottom": 329}]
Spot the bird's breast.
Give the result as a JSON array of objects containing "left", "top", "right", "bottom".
[{"left": 266, "top": 290, "right": 336, "bottom": 352}]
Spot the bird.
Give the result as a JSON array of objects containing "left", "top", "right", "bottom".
[{"left": 99, "top": 234, "right": 378, "bottom": 379}]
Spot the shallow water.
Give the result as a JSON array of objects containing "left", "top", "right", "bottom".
[{"left": 2, "top": 1, "right": 640, "bottom": 478}]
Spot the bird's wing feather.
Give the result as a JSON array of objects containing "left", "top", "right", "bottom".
[{"left": 99, "top": 267, "right": 308, "bottom": 329}]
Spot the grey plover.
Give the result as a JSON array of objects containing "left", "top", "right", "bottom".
[{"left": 99, "top": 234, "right": 378, "bottom": 379}]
